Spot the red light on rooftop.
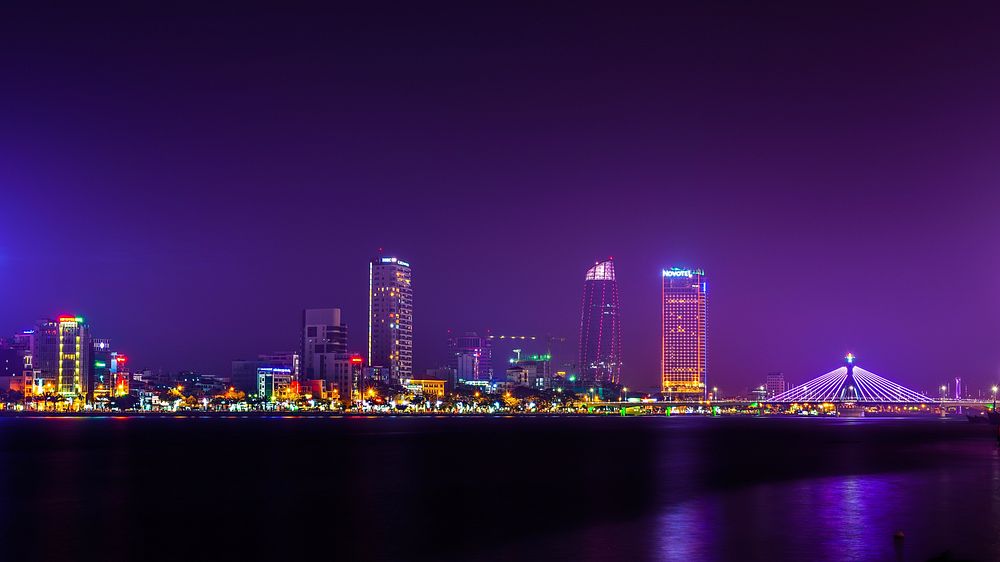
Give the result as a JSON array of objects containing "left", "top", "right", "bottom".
[
  {"left": 115, "top": 355, "right": 128, "bottom": 364},
  {"left": 350, "top": 356, "right": 364, "bottom": 364}
]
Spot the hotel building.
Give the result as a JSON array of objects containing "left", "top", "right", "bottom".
[
  {"left": 368, "top": 256, "right": 413, "bottom": 384},
  {"left": 661, "top": 268, "right": 707, "bottom": 399}
]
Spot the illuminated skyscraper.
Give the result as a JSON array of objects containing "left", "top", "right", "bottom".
[
  {"left": 661, "top": 268, "right": 707, "bottom": 399},
  {"left": 578, "top": 258, "right": 622, "bottom": 385},
  {"left": 56, "top": 316, "right": 91, "bottom": 398},
  {"left": 368, "top": 256, "right": 413, "bottom": 384}
]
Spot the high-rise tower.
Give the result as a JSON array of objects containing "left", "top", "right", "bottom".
[
  {"left": 448, "top": 331, "right": 492, "bottom": 382},
  {"left": 578, "top": 258, "right": 623, "bottom": 385},
  {"left": 301, "top": 308, "right": 347, "bottom": 381},
  {"left": 368, "top": 255, "right": 413, "bottom": 384},
  {"left": 661, "top": 267, "right": 707, "bottom": 399},
  {"left": 56, "top": 316, "right": 91, "bottom": 398}
]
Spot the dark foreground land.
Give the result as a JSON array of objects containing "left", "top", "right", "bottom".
[{"left": 0, "top": 416, "right": 996, "bottom": 561}]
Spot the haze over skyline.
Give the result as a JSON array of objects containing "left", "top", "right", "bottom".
[{"left": 2, "top": 2, "right": 999, "bottom": 391}]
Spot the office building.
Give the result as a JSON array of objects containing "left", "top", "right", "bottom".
[
  {"left": 448, "top": 331, "right": 492, "bottom": 382},
  {"left": 233, "top": 352, "right": 301, "bottom": 395},
  {"left": 368, "top": 256, "right": 413, "bottom": 384},
  {"left": 31, "top": 319, "right": 60, "bottom": 393},
  {"left": 53, "top": 316, "right": 91, "bottom": 398},
  {"left": 765, "top": 372, "right": 787, "bottom": 398},
  {"left": 231, "top": 360, "right": 263, "bottom": 394},
  {"left": 661, "top": 268, "right": 707, "bottom": 399},
  {"left": 578, "top": 258, "right": 623, "bottom": 386},
  {"left": 404, "top": 378, "right": 446, "bottom": 398},
  {"left": 505, "top": 354, "right": 552, "bottom": 390},
  {"left": 326, "top": 352, "right": 363, "bottom": 404},
  {"left": 112, "top": 353, "right": 130, "bottom": 396},
  {"left": 257, "top": 367, "right": 294, "bottom": 401},
  {"left": 302, "top": 308, "right": 348, "bottom": 382},
  {"left": 91, "top": 338, "right": 113, "bottom": 400}
]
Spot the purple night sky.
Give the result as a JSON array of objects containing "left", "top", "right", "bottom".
[{"left": 1, "top": 2, "right": 999, "bottom": 393}]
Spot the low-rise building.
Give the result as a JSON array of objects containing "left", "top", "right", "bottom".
[{"left": 404, "top": 378, "right": 446, "bottom": 398}]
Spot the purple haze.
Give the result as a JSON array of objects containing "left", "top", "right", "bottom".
[{"left": 1, "top": 2, "right": 999, "bottom": 393}]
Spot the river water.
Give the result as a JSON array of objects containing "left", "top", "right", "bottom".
[{"left": 0, "top": 416, "right": 995, "bottom": 561}]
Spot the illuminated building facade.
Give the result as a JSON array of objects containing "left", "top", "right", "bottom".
[
  {"left": 368, "top": 256, "right": 413, "bottom": 384},
  {"left": 237, "top": 352, "right": 304, "bottom": 397},
  {"left": 404, "top": 378, "right": 446, "bottom": 398},
  {"left": 578, "top": 258, "right": 622, "bottom": 386},
  {"left": 326, "top": 352, "right": 363, "bottom": 404},
  {"left": 56, "top": 316, "right": 90, "bottom": 398},
  {"left": 91, "top": 338, "right": 113, "bottom": 400},
  {"left": 505, "top": 354, "right": 552, "bottom": 389},
  {"left": 112, "top": 353, "right": 130, "bottom": 396},
  {"left": 31, "top": 320, "right": 60, "bottom": 393},
  {"left": 661, "top": 268, "right": 707, "bottom": 399},
  {"left": 448, "top": 331, "right": 492, "bottom": 382},
  {"left": 257, "top": 367, "right": 293, "bottom": 401}
]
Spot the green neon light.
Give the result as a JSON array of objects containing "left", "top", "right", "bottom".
[{"left": 95, "top": 361, "right": 107, "bottom": 368}]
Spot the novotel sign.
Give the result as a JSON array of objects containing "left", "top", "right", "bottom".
[{"left": 662, "top": 269, "right": 694, "bottom": 278}]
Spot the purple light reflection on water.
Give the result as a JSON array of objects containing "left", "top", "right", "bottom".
[{"left": 650, "top": 467, "right": 1000, "bottom": 561}]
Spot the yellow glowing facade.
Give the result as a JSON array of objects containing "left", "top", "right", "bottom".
[
  {"left": 661, "top": 268, "right": 707, "bottom": 399},
  {"left": 368, "top": 256, "right": 413, "bottom": 384},
  {"left": 57, "top": 316, "right": 88, "bottom": 398},
  {"left": 405, "top": 379, "right": 445, "bottom": 398}
]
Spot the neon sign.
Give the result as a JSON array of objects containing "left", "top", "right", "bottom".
[{"left": 662, "top": 269, "right": 693, "bottom": 278}]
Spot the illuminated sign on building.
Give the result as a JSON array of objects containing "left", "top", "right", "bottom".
[
  {"left": 379, "top": 257, "right": 410, "bottom": 267},
  {"left": 662, "top": 269, "right": 693, "bottom": 278}
]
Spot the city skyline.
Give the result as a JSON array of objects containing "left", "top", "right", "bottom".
[
  {"left": 4, "top": 3, "right": 1000, "bottom": 561},
  {"left": 4, "top": 251, "right": 1000, "bottom": 395},
  {"left": 662, "top": 268, "right": 708, "bottom": 398},
  {"left": 2, "top": 3, "right": 1000, "bottom": 393}
]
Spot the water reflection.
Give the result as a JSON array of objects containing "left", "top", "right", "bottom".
[{"left": 0, "top": 417, "right": 998, "bottom": 561}]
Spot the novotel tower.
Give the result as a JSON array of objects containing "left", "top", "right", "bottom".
[
  {"left": 661, "top": 267, "right": 707, "bottom": 399},
  {"left": 368, "top": 255, "right": 413, "bottom": 384}
]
